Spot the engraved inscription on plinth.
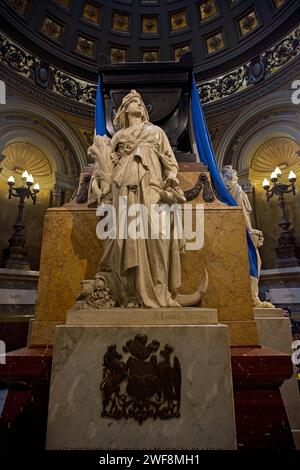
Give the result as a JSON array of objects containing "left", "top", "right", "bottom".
[{"left": 66, "top": 307, "right": 218, "bottom": 325}]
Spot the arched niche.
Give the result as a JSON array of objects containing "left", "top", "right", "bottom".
[
  {"left": 0, "top": 140, "right": 54, "bottom": 270},
  {"left": 216, "top": 91, "right": 300, "bottom": 269},
  {"left": 0, "top": 98, "right": 87, "bottom": 269},
  {"left": 249, "top": 136, "right": 300, "bottom": 269}
]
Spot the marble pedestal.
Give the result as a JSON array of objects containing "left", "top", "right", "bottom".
[
  {"left": 0, "top": 268, "right": 38, "bottom": 352},
  {"left": 30, "top": 198, "right": 258, "bottom": 348},
  {"left": 259, "top": 267, "right": 300, "bottom": 319},
  {"left": 0, "top": 268, "right": 38, "bottom": 316},
  {"left": 46, "top": 308, "right": 236, "bottom": 450}
]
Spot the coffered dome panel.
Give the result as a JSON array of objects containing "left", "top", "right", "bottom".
[{"left": 1, "top": 0, "right": 299, "bottom": 82}]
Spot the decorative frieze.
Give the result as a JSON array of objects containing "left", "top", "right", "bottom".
[
  {"left": 0, "top": 33, "right": 96, "bottom": 106},
  {"left": 0, "top": 24, "right": 299, "bottom": 111},
  {"left": 199, "top": 24, "right": 300, "bottom": 103}
]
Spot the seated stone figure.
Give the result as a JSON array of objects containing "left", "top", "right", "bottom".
[
  {"left": 76, "top": 90, "right": 207, "bottom": 310},
  {"left": 221, "top": 165, "right": 273, "bottom": 308}
]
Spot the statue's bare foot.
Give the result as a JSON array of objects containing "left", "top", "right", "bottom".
[{"left": 167, "top": 298, "right": 181, "bottom": 307}]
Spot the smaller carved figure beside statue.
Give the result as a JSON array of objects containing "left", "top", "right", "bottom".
[{"left": 221, "top": 165, "right": 273, "bottom": 308}]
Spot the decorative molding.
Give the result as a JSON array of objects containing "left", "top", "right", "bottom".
[
  {"left": 0, "top": 67, "right": 95, "bottom": 118},
  {"left": 79, "top": 128, "right": 94, "bottom": 148},
  {"left": 217, "top": 100, "right": 300, "bottom": 172},
  {"left": 0, "top": 24, "right": 299, "bottom": 114},
  {"left": 0, "top": 113, "right": 72, "bottom": 162},
  {"left": 199, "top": 24, "right": 300, "bottom": 105},
  {"left": 0, "top": 32, "right": 96, "bottom": 114},
  {"left": 205, "top": 59, "right": 300, "bottom": 116},
  {"left": 0, "top": 105, "right": 86, "bottom": 175}
]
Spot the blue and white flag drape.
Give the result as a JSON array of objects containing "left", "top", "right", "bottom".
[
  {"left": 95, "top": 75, "right": 107, "bottom": 136},
  {"left": 191, "top": 76, "right": 258, "bottom": 277}
]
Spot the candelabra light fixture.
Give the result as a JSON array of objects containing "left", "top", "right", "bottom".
[
  {"left": 263, "top": 166, "right": 299, "bottom": 268},
  {"left": 262, "top": 166, "right": 296, "bottom": 200},
  {"left": 4, "top": 170, "right": 40, "bottom": 270}
]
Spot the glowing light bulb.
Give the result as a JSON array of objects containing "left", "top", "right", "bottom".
[
  {"left": 26, "top": 174, "right": 34, "bottom": 184},
  {"left": 8, "top": 175, "right": 15, "bottom": 184},
  {"left": 271, "top": 171, "right": 278, "bottom": 181},
  {"left": 22, "top": 170, "right": 29, "bottom": 179},
  {"left": 263, "top": 178, "right": 270, "bottom": 189},
  {"left": 33, "top": 183, "right": 40, "bottom": 191},
  {"left": 288, "top": 170, "right": 296, "bottom": 182},
  {"left": 274, "top": 166, "right": 282, "bottom": 177}
]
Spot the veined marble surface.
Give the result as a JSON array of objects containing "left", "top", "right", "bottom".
[
  {"left": 46, "top": 324, "right": 236, "bottom": 450},
  {"left": 30, "top": 203, "right": 257, "bottom": 347}
]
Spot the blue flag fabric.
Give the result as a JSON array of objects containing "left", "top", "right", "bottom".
[
  {"left": 95, "top": 75, "right": 107, "bottom": 136},
  {"left": 191, "top": 76, "right": 258, "bottom": 277}
]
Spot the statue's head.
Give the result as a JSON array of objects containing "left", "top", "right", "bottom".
[
  {"left": 113, "top": 90, "right": 149, "bottom": 129},
  {"left": 221, "top": 165, "right": 238, "bottom": 190},
  {"left": 251, "top": 229, "right": 264, "bottom": 248}
]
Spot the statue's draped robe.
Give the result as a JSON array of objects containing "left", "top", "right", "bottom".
[
  {"left": 97, "top": 122, "right": 183, "bottom": 308},
  {"left": 229, "top": 183, "right": 262, "bottom": 273},
  {"left": 229, "top": 184, "right": 252, "bottom": 231}
]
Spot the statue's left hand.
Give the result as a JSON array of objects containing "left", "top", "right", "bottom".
[
  {"left": 165, "top": 176, "right": 179, "bottom": 188},
  {"left": 101, "top": 181, "right": 111, "bottom": 195}
]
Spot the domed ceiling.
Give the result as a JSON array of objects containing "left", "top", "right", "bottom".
[{"left": 0, "top": 0, "right": 299, "bottom": 81}]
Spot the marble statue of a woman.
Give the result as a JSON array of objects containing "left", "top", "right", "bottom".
[
  {"left": 76, "top": 90, "right": 207, "bottom": 310},
  {"left": 221, "top": 165, "right": 273, "bottom": 308}
]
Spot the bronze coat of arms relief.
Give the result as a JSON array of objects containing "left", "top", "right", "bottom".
[{"left": 100, "top": 334, "right": 181, "bottom": 424}]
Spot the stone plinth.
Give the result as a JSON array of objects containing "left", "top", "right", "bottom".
[
  {"left": 254, "top": 307, "right": 284, "bottom": 318},
  {"left": 0, "top": 268, "right": 38, "bottom": 317},
  {"left": 46, "top": 320, "right": 236, "bottom": 450},
  {"left": 0, "top": 344, "right": 294, "bottom": 450},
  {"left": 232, "top": 346, "right": 294, "bottom": 449},
  {"left": 260, "top": 267, "right": 300, "bottom": 319},
  {"left": 30, "top": 202, "right": 257, "bottom": 347},
  {"left": 0, "top": 346, "right": 52, "bottom": 450},
  {"left": 0, "top": 268, "right": 39, "bottom": 351},
  {"left": 254, "top": 308, "right": 300, "bottom": 449}
]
